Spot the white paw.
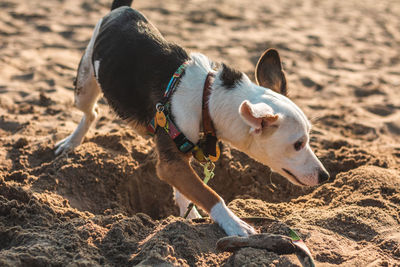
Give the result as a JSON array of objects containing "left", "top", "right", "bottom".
[
  {"left": 54, "top": 135, "right": 81, "bottom": 155},
  {"left": 210, "top": 201, "right": 256, "bottom": 237},
  {"left": 218, "top": 216, "right": 256, "bottom": 236}
]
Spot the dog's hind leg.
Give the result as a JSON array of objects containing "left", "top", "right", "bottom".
[
  {"left": 55, "top": 71, "right": 100, "bottom": 155},
  {"left": 55, "top": 20, "right": 103, "bottom": 155}
]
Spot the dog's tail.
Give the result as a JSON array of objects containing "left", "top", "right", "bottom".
[{"left": 111, "top": 0, "right": 133, "bottom": 10}]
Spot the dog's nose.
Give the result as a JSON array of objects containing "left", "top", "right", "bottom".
[{"left": 318, "top": 170, "right": 330, "bottom": 184}]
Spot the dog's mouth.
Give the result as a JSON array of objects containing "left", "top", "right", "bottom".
[{"left": 282, "top": 168, "right": 307, "bottom": 186}]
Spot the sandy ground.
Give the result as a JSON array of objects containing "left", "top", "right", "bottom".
[{"left": 1, "top": 0, "right": 400, "bottom": 266}]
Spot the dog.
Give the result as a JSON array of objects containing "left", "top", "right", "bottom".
[{"left": 55, "top": 0, "right": 330, "bottom": 236}]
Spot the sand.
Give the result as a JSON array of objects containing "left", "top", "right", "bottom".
[{"left": 1, "top": 0, "right": 400, "bottom": 266}]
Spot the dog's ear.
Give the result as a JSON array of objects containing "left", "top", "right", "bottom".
[
  {"left": 255, "top": 48, "right": 288, "bottom": 96},
  {"left": 239, "top": 100, "right": 279, "bottom": 134}
]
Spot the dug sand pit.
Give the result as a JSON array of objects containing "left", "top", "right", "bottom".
[{"left": 1, "top": 0, "right": 400, "bottom": 266}]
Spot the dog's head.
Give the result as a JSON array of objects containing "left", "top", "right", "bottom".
[{"left": 238, "top": 49, "right": 329, "bottom": 186}]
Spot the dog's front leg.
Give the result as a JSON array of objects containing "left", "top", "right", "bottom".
[{"left": 155, "top": 132, "right": 256, "bottom": 236}]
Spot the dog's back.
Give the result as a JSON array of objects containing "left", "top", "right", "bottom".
[{"left": 93, "top": 2, "right": 189, "bottom": 125}]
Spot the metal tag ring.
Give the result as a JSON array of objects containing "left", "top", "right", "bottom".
[{"left": 156, "top": 103, "right": 164, "bottom": 112}]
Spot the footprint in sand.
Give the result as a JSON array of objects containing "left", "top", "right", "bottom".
[
  {"left": 385, "top": 122, "right": 400, "bottom": 135},
  {"left": 353, "top": 80, "right": 386, "bottom": 97},
  {"left": 343, "top": 123, "right": 378, "bottom": 141},
  {"left": 364, "top": 104, "right": 395, "bottom": 117},
  {"left": 0, "top": 117, "right": 27, "bottom": 134},
  {"left": 300, "top": 76, "right": 323, "bottom": 91}
]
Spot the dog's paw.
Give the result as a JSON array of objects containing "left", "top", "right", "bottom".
[
  {"left": 54, "top": 135, "right": 81, "bottom": 155},
  {"left": 219, "top": 216, "right": 256, "bottom": 237},
  {"left": 185, "top": 206, "right": 202, "bottom": 220},
  {"left": 210, "top": 201, "right": 256, "bottom": 237}
]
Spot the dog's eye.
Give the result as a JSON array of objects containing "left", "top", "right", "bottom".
[{"left": 294, "top": 140, "right": 304, "bottom": 151}]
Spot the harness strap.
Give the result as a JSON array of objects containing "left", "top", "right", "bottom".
[
  {"left": 199, "top": 73, "right": 220, "bottom": 161},
  {"left": 163, "top": 61, "right": 190, "bottom": 102},
  {"left": 147, "top": 61, "right": 190, "bottom": 136},
  {"left": 202, "top": 73, "right": 216, "bottom": 135}
]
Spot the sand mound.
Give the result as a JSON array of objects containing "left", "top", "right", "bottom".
[
  {"left": 1, "top": 0, "right": 400, "bottom": 265},
  {"left": 1, "top": 133, "right": 399, "bottom": 266}
]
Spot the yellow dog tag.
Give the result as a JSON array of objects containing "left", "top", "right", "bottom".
[
  {"left": 208, "top": 144, "right": 220, "bottom": 162},
  {"left": 156, "top": 111, "right": 166, "bottom": 127}
]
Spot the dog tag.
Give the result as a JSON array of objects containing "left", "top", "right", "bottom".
[
  {"left": 156, "top": 111, "right": 166, "bottom": 127},
  {"left": 201, "top": 135, "right": 220, "bottom": 162},
  {"left": 208, "top": 144, "right": 220, "bottom": 162}
]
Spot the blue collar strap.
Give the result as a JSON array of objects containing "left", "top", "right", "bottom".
[{"left": 147, "top": 61, "right": 196, "bottom": 154}]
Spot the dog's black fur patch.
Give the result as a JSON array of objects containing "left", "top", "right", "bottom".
[
  {"left": 220, "top": 63, "right": 243, "bottom": 89},
  {"left": 93, "top": 7, "right": 189, "bottom": 126},
  {"left": 111, "top": 0, "right": 133, "bottom": 10}
]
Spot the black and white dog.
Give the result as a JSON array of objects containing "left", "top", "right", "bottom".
[{"left": 55, "top": 0, "right": 329, "bottom": 236}]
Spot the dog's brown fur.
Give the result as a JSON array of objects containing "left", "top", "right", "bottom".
[{"left": 155, "top": 130, "right": 221, "bottom": 212}]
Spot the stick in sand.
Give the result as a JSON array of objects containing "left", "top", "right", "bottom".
[{"left": 216, "top": 233, "right": 315, "bottom": 267}]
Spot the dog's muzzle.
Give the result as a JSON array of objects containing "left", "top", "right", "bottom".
[
  {"left": 282, "top": 168, "right": 307, "bottom": 186},
  {"left": 282, "top": 168, "right": 330, "bottom": 186},
  {"left": 318, "top": 169, "right": 330, "bottom": 183}
]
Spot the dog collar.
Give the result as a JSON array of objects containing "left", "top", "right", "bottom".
[
  {"left": 147, "top": 62, "right": 220, "bottom": 162},
  {"left": 147, "top": 61, "right": 196, "bottom": 153},
  {"left": 194, "top": 72, "right": 220, "bottom": 162}
]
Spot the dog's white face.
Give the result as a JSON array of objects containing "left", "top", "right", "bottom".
[
  {"left": 237, "top": 49, "right": 329, "bottom": 186},
  {"left": 239, "top": 94, "right": 328, "bottom": 186}
]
